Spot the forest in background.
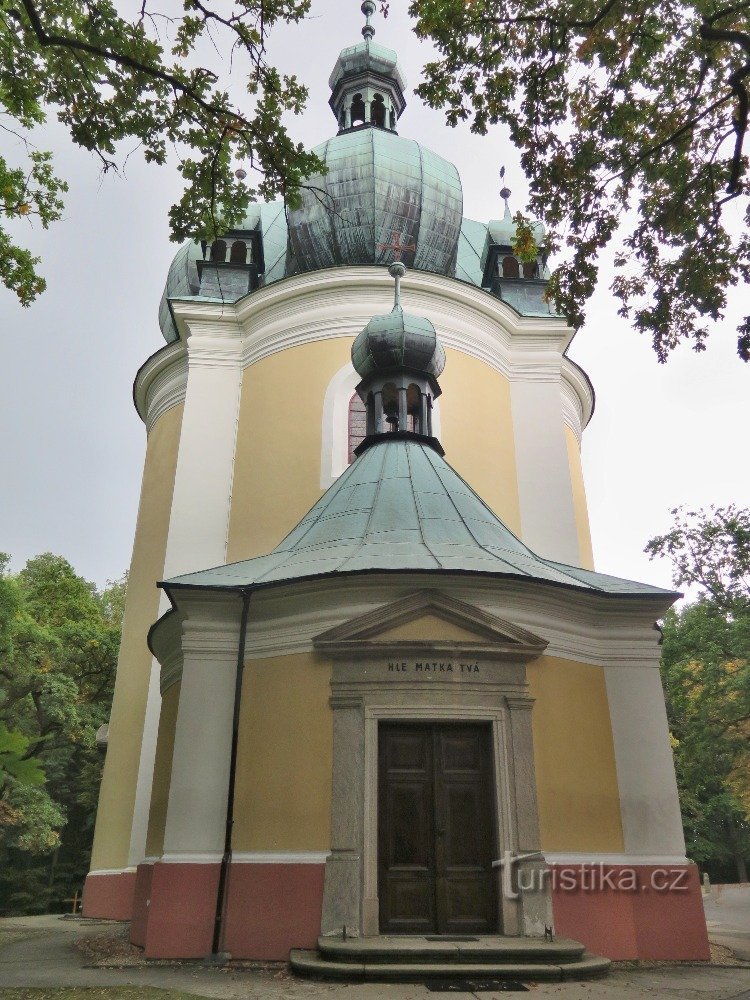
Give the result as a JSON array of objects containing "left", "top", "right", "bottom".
[{"left": 0, "top": 554, "right": 123, "bottom": 914}]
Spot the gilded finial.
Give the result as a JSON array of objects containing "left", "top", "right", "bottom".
[{"left": 361, "top": 0, "right": 376, "bottom": 40}]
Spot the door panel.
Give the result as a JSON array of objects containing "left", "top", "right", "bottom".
[
  {"left": 379, "top": 723, "right": 497, "bottom": 934},
  {"left": 378, "top": 726, "right": 436, "bottom": 933}
]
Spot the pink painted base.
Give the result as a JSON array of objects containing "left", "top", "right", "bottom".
[
  {"left": 551, "top": 863, "right": 710, "bottom": 960},
  {"left": 223, "top": 863, "right": 325, "bottom": 959},
  {"left": 129, "top": 862, "right": 155, "bottom": 948},
  {"left": 82, "top": 869, "right": 136, "bottom": 920},
  {"left": 143, "top": 862, "right": 221, "bottom": 958},
  {"left": 138, "top": 861, "right": 324, "bottom": 960}
]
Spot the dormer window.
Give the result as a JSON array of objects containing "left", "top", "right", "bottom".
[
  {"left": 502, "top": 255, "right": 519, "bottom": 278},
  {"left": 230, "top": 240, "right": 248, "bottom": 264},
  {"left": 210, "top": 239, "right": 227, "bottom": 263}
]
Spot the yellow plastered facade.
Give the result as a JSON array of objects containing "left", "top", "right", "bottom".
[
  {"left": 233, "top": 652, "right": 333, "bottom": 852},
  {"left": 227, "top": 339, "right": 353, "bottom": 562},
  {"left": 528, "top": 655, "right": 624, "bottom": 852},
  {"left": 374, "top": 613, "right": 496, "bottom": 643},
  {"left": 439, "top": 348, "right": 522, "bottom": 536},
  {"left": 144, "top": 680, "right": 181, "bottom": 859},
  {"left": 90, "top": 403, "right": 183, "bottom": 871},
  {"left": 564, "top": 425, "right": 595, "bottom": 571}
]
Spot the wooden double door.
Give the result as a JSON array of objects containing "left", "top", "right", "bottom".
[{"left": 378, "top": 722, "right": 498, "bottom": 935}]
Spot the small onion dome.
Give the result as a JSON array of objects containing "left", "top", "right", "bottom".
[
  {"left": 487, "top": 203, "right": 546, "bottom": 248},
  {"left": 329, "top": 39, "right": 406, "bottom": 96},
  {"left": 352, "top": 263, "right": 445, "bottom": 382}
]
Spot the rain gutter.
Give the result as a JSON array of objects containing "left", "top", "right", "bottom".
[{"left": 211, "top": 586, "right": 253, "bottom": 956}]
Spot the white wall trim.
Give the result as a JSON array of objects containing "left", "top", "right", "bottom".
[
  {"left": 604, "top": 665, "right": 687, "bottom": 858},
  {"left": 160, "top": 852, "right": 222, "bottom": 865},
  {"left": 320, "top": 361, "right": 360, "bottom": 488},
  {"left": 128, "top": 321, "right": 245, "bottom": 870},
  {"left": 232, "top": 852, "right": 329, "bottom": 864},
  {"left": 87, "top": 866, "right": 138, "bottom": 877}
]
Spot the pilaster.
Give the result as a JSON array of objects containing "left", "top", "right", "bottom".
[
  {"left": 127, "top": 314, "right": 244, "bottom": 870},
  {"left": 509, "top": 351, "right": 580, "bottom": 565}
]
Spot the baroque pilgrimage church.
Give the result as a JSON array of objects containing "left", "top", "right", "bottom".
[{"left": 83, "top": 2, "right": 710, "bottom": 975}]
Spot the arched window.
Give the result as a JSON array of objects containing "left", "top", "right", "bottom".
[
  {"left": 210, "top": 239, "right": 227, "bottom": 263},
  {"left": 351, "top": 93, "right": 366, "bottom": 126},
  {"left": 348, "top": 393, "right": 367, "bottom": 462},
  {"left": 382, "top": 382, "right": 399, "bottom": 432},
  {"left": 522, "top": 260, "right": 538, "bottom": 279},
  {"left": 407, "top": 383, "right": 421, "bottom": 433},
  {"left": 230, "top": 240, "right": 247, "bottom": 264},
  {"left": 371, "top": 93, "right": 386, "bottom": 128},
  {"left": 502, "top": 255, "right": 520, "bottom": 278}
]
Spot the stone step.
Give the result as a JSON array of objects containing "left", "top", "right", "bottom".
[
  {"left": 290, "top": 949, "right": 611, "bottom": 982},
  {"left": 317, "top": 934, "right": 588, "bottom": 965}
]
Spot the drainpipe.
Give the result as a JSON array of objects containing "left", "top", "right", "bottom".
[{"left": 211, "top": 587, "right": 252, "bottom": 956}]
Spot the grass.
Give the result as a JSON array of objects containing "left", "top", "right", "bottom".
[{"left": 0, "top": 991, "right": 216, "bottom": 1000}]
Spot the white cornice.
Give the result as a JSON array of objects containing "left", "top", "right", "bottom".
[
  {"left": 134, "top": 341, "right": 187, "bottom": 431},
  {"left": 150, "top": 572, "right": 674, "bottom": 694},
  {"left": 560, "top": 361, "right": 595, "bottom": 439},
  {"left": 137, "top": 269, "right": 593, "bottom": 436},
  {"left": 154, "top": 573, "right": 673, "bottom": 676},
  {"left": 135, "top": 269, "right": 595, "bottom": 438}
]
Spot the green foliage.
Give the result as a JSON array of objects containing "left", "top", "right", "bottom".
[
  {"left": 411, "top": 1, "right": 750, "bottom": 361},
  {"left": 0, "top": 723, "right": 45, "bottom": 788},
  {"left": 646, "top": 505, "right": 750, "bottom": 616},
  {"left": 659, "top": 600, "right": 750, "bottom": 878},
  {"left": 0, "top": 553, "right": 124, "bottom": 914},
  {"left": 647, "top": 507, "right": 750, "bottom": 880},
  {"left": 0, "top": 0, "right": 323, "bottom": 306}
]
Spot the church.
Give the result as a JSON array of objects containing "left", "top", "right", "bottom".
[{"left": 82, "top": 1, "right": 710, "bottom": 977}]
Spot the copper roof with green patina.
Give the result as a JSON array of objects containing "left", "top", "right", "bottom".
[
  {"left": 162, "top": 438, "right": 676, "bottom": 600},
  {"left": 351, "top": 305, "right": 445, "bottom": 381}
]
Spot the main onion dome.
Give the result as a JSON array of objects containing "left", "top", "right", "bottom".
[{"left": 287, "top": 1, "right": 463, "bottom": 277}]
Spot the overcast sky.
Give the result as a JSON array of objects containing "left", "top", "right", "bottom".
[{"left": 1, "top": 1, "right": 748, "bottom": 596}]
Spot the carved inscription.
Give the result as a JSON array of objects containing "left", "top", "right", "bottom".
[{"left": 387, "top": 661, "right": 480, "bottom": 674}]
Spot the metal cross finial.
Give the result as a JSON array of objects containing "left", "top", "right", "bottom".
[
  {"left": 361, "top": 0, "right": 376, "bottom": 40},
  {"left": 388, "top": 260, "right": 406, "bottom": 308}
]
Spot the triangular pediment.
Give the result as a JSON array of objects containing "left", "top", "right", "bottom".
[{"left": 313, "top": 590, "right": 547, "bottom": 660}]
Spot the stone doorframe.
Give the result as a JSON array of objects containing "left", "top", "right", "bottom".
[{"left": 314, "top": 589, "right": 553, "bottom": 939}]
